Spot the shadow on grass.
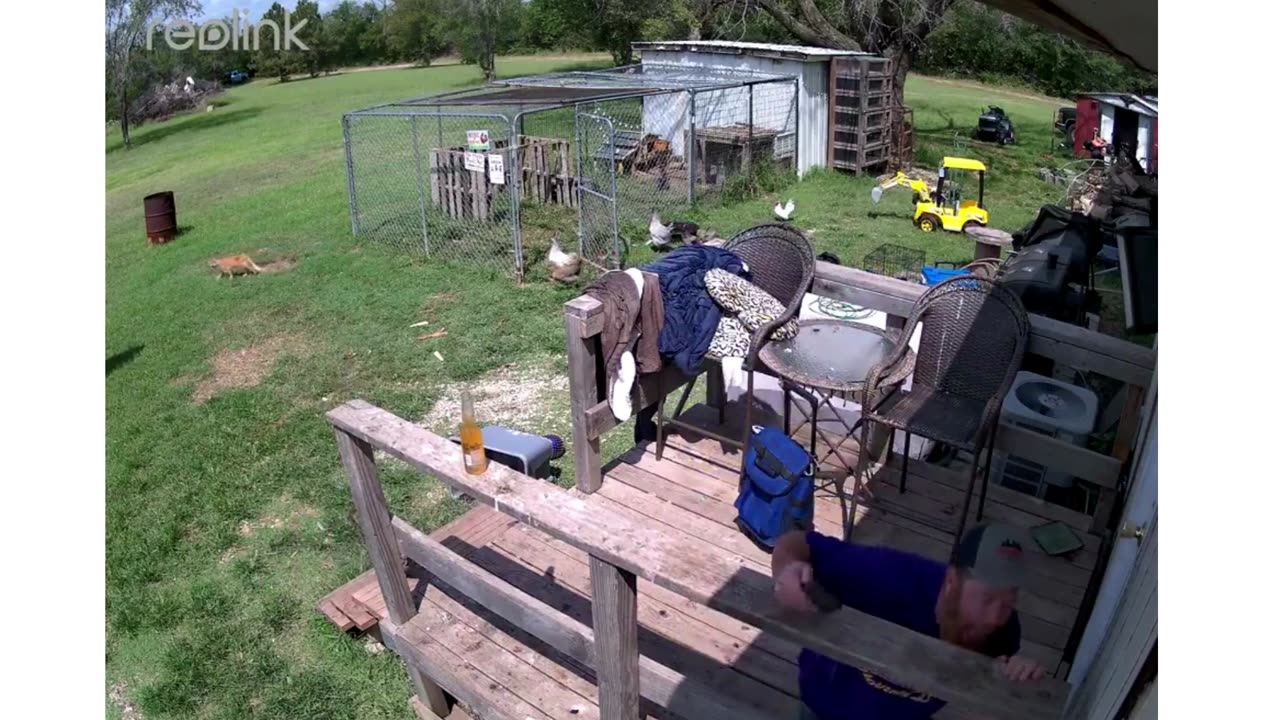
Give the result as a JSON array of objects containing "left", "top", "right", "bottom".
[
  {"left": 107, "top": 107, "right": 264, "bottom": 154},
  {"left": 107, "top": 345, "right": 144, "bottom": 376}
]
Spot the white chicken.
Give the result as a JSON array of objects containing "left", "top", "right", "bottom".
[
  {"left": 546, "top": 237, "right": 582, "bottom": 283},
  {"left": 773, "top": 198, "right": 796, "bottom": 221},
  {"left": 648, "top": 212, "right": 674, "bottom": 249}
]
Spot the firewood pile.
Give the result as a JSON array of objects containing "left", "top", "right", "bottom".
[
  {"left": 130, "top": 78, "right": 224, "bottom": 126},
  {"left": 1068, "top": 154, "right": 1157, "bottom": 225}
]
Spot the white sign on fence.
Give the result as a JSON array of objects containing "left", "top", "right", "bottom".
[
  {"left": 464, "top": 152, "right": 486, "bottom": 172},
  {"left": 466, "top": 130, "right": 491, "bottom": 151},
  {"left": 487, "top": 154, "right": 505, "bottom": 184}
]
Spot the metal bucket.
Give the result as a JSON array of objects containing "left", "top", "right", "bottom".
[{"left": 144, "top": 191, "right": 177, "bottom": 244}]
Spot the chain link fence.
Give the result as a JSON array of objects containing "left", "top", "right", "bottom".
[{"left": 343, "top": 66, "right": 798, "bottom": 277}]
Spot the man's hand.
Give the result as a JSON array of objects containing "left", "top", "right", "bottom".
[
  {"left": 774, "top": 560, "right": 819, "bottom": 613},
  {"left": 995, "top": 655, "right": 1047, "bottom": 683}
]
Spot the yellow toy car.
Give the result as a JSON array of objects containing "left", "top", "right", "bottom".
[{"left": 871, "top": 157, "right": 989, "bottom": 233}]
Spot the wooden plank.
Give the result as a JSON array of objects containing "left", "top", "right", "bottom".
[
  {"left": 1092, "top": 384, "right": 1146, "bottom": 534},
  {"left": 333, "top": 592, "right": 379, "bottom": 631},
  {"left": 810, "top": 262, "right": 1156, "bottom": 387},
  {"left": 397, "top": 526, "right": 786, "bottom": 720},
  {"left": 565, "top": 302, "right": 604, "bottom": 493},
  {"left": 491, "top": 525, "right": 801, "bottom": 700},
  {"left": 384, "top": 617, "right": 555, "bottom": 720},
  {"left": 328, "top": 401, "right": 1069, "bottom": 720},
  {"left": 590, "top": 556, "right": 641, "bottom": 720},
  {"left": 510, "top": 522, "right": 803, "bottom": 672},
  {"left": 417, "top": 599, "right": 599, "bottom": 720},
  {"left": 565, "top": 295, "right": 606, "bottom": 338},
  {"left": 997, "top": 423, "right": 1121, "bottom": 489},
  {"left": 334, "top": 428, "right": 451, "bottom": 716},
  {"left": 318, "top": 598, "right": 356, "bottom": 632},
  {"left": 430, "top": 150, "right": 440, "bottom": 209},
  {"left": 613, "top": 457, "right": 1080, "bottom": 635}
]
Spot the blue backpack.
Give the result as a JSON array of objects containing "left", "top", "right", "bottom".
[{"left": 735, "top": 425, "right": 816, "bottom": 549}]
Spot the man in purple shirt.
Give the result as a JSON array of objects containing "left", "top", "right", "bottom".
[{"left": 771, "top": 523, "right": 1048, "bottom": 719}]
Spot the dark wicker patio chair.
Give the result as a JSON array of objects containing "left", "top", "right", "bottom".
[
  {"left": 849, "top": 275, "right": 1030, "bottom": 548},
  {"left": 654, "top": 223, "right": 815, "bottom": 461}
]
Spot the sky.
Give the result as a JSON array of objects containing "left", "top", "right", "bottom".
[{"left": 197, "top": 1, "right": 344, "bottom": 22}]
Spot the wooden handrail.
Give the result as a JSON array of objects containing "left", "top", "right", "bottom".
[{"left": 328, "top": 400, "right": 1070, "bottom": 720}]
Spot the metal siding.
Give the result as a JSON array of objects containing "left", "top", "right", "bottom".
[
  {"left": 1136, "top": 115, "right": 1152, "bottom": 173},
  {"left": 639, "top": 48, "right": 828, "bottom": 177},
  {"left": 1099, "top": 104, "right": 1115, "bottom": 143}
]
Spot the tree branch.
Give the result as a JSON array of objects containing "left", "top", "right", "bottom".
[{"left": 756, "top": 0, "right": 861, "bottom": 50}]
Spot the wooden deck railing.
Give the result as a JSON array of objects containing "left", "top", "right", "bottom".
[
  {"left": 564, "top": 260, "right": 1157, "bottom": 535},
  {"left": 328, "top": 400, "right": 1070, "bottom": 720}
]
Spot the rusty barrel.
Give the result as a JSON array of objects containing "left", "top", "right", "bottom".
[{"left": 143, "top": 191, "right": 177, "bottom": 244}]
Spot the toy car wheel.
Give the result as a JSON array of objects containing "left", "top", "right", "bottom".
[
  {"left": 962, "top": 221, "right": 984, "bottom": 234},
  {"left": 917, "top": 214, "right": 941, "bottom": 233}
]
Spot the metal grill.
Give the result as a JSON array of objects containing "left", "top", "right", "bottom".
[{"left": 342, "top": 65, "right": 798, "bottom": 277}]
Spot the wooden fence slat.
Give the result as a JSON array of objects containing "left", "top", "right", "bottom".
[{"left": 430, "top": 150, "right": 440, "bottom": 210}]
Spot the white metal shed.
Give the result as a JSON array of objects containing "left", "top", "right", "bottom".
[{"left": 633, "top": 40, "right": 877, "bottom": 177}]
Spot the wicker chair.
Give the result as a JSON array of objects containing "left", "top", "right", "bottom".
[
  {"left": 654, "top": 223, "right": 815, "bottom": 461},
  {"left": 849, "top": 275, "right": 1030, "bottom": 548}
]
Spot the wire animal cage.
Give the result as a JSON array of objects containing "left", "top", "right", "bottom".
[
  {"left": 862, "top": 244, "right": 926, "bottom": 282},
  {"left": 342, "top": 65, "right": 799, "bottom": 277}
]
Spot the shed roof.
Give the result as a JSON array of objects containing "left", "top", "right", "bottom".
[
  {"left": 633, "top": 40, "right": 872, "bottom": 61},
  {"left": 1085, "top": 93, "right": 1159, "bottom": 117}
]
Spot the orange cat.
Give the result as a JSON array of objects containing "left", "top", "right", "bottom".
[{"left": 209, "top": 254, "right": 263, "bottom": 278}]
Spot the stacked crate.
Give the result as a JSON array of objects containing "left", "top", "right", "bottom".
[{"left": 828, "top": 56, "right": 893, "bottom": 175}]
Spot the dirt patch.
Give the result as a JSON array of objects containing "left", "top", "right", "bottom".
[
  {"left": 109, "top": 682, "right": 142, "bottom": 720},
  {"left": 256, "top": 256, "right": 297, "bottom": 274},
  {"left": 236, "top": 498, "right": 319, "bottom": 538},
  {"left": 191, "top": 333, "right": 309, "bottom": 404},
  {"left": 422, "top": 361, "right": 570, "bottom": 435}
]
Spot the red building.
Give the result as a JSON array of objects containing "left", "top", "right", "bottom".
[{"left": 1072, "top": 93, "right": 1158, "bottom": 173}]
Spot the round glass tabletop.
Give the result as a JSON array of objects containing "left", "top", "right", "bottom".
[{"left": 759, "top": 319, "right": 909, "bottom": 393}]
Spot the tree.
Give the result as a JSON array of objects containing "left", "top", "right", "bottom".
[
  {"left": 387, "top": 0, "right": 448, "bottom": 65},
  {"left": 255, "top": 2, "right": 297, "bottom": 81},
  {"left": 106, "top": 0, "right": 201, "bottom": 148},
  {"left": 753, "top": 0, "right": 955, "bottom": 104},
  {"left": 447, "top": 0, "right": 523, "bottom": 81}
]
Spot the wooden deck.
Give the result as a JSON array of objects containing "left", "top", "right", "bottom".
[{"left": 320, "top": 404, "right": 1097, "bottom": 719}]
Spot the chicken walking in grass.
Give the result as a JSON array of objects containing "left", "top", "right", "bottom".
[
  {"left": 648, "top": 212, "right": 674, "bottom": 249},
  {"left": 774, "top": 198, "right": 795, "bottom": 221},
  {"left": 546, "top": 237, "right": 582, "bottom": 284}
]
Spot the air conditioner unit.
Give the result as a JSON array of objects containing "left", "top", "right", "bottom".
[{"left": 994, "top": 371, "right": 1098, "bottom": 499}]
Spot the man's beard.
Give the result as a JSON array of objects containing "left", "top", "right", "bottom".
[{"left": 937, "top": 587, "right": 988, "bottom": 651}]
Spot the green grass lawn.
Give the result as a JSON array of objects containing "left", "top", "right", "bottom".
[{"left": 106, "top": 58, "right": 1073, "bottom": 719}]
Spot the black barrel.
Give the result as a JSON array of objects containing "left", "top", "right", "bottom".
[{"left": 144, "top": 191, "right": 177, "bottom": 244}]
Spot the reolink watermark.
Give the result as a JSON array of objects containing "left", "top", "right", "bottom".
[{"left": 147, "top": 8, "right": 310, "bottom": 52}]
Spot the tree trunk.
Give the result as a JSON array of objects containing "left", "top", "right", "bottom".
[
  {"left": 119, "top": 93, "right": 131, "bottom": 149},
  {"left": 888, "top": 46, "right": 913, "bottom": 109}
]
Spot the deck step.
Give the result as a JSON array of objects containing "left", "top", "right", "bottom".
[{"left": 380, "top": 541, "right": 794, "bottom": 720}]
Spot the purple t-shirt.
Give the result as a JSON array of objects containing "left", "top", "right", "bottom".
[{"left": 799, "top": 532, "right": 1021, "bottom": 720}]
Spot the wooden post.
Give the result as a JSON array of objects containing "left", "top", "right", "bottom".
[
  {"left": 334, "top": 427, "right": 451, "bottom": 718},
  {"left": 589, "top": 556, "right": 640, "bottom": 720},
  {"left": 1092, "top": 384, "right": 1146, "bottom": 534},
  {"left": 429, "top": 150, "right": 440, "bottom": 212},
  {"left": 564, "top": 297, "right": 604, "bottom": 493}
]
